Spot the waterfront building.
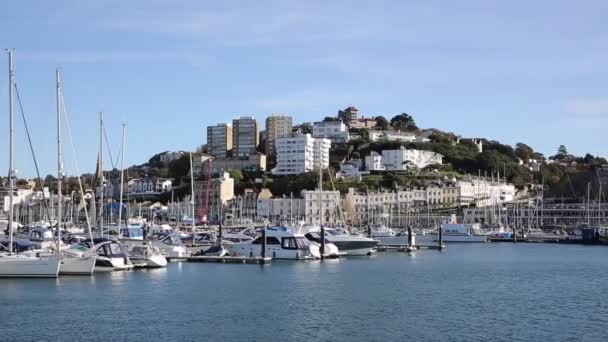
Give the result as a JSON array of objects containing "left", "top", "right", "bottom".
[
  {"left": 312, "top": 120, "right": 350, "bottom": 143},
  {"left": 256, "top": 191, "right": 305, "bottom": 221},
  {"left": 455, "top": 177, "right": 515, "bottom": 207},
  {"left": 272, "top": 134, "right": 330, "bottom": 175},
  {"left": 207, "top": 123, "right": 233, "bottom": 158},
  {"left": 265, "top": 114, "right": 293, "bottom": 157},
  {"left": 193, "top": 172, "right": 235, "bottom": 223},
  {"left": 302, "top": 189, "right": 342, "bottom": 225},
  {"left": 232, "top": 117, "right": 259, "bottom": 157}
]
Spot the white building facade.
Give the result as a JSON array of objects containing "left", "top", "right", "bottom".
[
  {"left": 272, "top": 134, "right": 330, "bottom": 175},
  {"left": 382, "top": 147, "right": 443, "bottom": 170},
  {"left": 312, "top": 121, "right": 350, "bottom": 143}
]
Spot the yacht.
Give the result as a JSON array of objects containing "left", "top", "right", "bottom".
[
  {"left": 369, "top": 226, "right": 397, "bottom": 238},
  {"left": 224, "top": 226, "right": 320, "bottom": 260},
  {"left": 148, "top": 234, "right": 189, "bottom": 258},
  {"left": 128, "top": 245, "right": 167, "bottom": 268},
  {"left": 59, "top": 243, "right": 97, "bottom": 275},
  {"left": 434, "top": 216, "right": 487, "bottom": 243},
  {"left": 301, "top": 226, "right": 377, "bottom": 256},
  {"left": 79, "top": 238, "right": 133, "bottom": 271}
]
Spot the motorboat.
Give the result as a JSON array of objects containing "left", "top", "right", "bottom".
[
  {"left": 191, "top": 244, "right": 228, "bottom": 257},
  {"left": 78, "top": 238, "right": 133, "bottom": 271},
  {"left": 224, "top": 226, "right": 320, "bottom": 260},
  {"left": 435, "top": 215, "right": 487, "bottom": 243},
  {"left": 128, "top": 245, "right": 167, "bottom": 268},
  {"left": 27, "top": 227, "right": 62, "bottom": 250},
  {"left": 369, "top": 226, "right": 397, "bottom": 238},
  {"left": 148, "top": 234, "right": 189, "bottom": 258},
  {"left": 301, "top": 226, "right": 376, "bottom": 256}
]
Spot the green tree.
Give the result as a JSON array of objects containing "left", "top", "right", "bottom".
[
  {"left": 556, "top": 145, "right": 568, "bottom": 159},
  {"left": 390, "top": 113, "right": 418, "bottom": 131},
  {"left": 515, "top": 143, "right": 534, "bottom": 161},
  {"left": 168, "top": 155, "right": 191, "bottom": 181},
  {"left": 375, "top": 116, "right": 389, "bottom": 130}
]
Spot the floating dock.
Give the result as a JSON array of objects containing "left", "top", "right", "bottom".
[{"left": 186, "top": 256, "right": 272, "bottom": 264}]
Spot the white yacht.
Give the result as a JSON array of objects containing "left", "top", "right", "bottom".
[
  {"left": 149, "top": 234, "right": 189, "bottom": 258},
  {"left": 370, "top": 226, "right": 397, "bottom": 238},
  {"left": 301, "top": 226, "right": 377, "bottom": 256},
  {"left": 59, "top": 243, "right": 97, "bottom": 275},
  {"left": 0, "top": 253, "right": 61, "bottom": 278},
  {"left": 79, "top": 239, "right": 133, "bottom": 271},
  {"left": 128, "top": 245, "right": 167, "bottom": 268},
  {"left": 435, "top": 216, "right": 487, "bottom": 243},
  {"left": 224, "top": 226, "right": 320, "bottom": 260}
]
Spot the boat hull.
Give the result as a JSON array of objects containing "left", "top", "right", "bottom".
[
  {"left": 0, "top": 254, "right": 61, "bottom": 278},
  {"left": 431, "top": 234, "right": 487, "bottom": 243},
  {"left": 59, "top": 255, "right": 96, "bottom": 275}
]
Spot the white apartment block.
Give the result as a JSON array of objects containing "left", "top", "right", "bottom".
[
  {"left": 312, "top": 120, "right": 350, "bottom": 143},
  {"left": 272, "top": 134, "right": 330, "bottom": 175},
  {"left": 207, "top": 123, "right": 232, "bottom": 158},
  {"left": 159, "top": 151, "right": 186, "bottom": 164},
  {"left": 382, "top": 147, "right": 443, "bottom": 170},
  {"left": 232, "top": 117, "right": 259, "bottom": 157},
  {"left": 265, "top": 114, "right": 293, "bottom": 157}
]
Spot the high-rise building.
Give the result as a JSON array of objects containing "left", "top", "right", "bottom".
[
  {"left": 265, "top": 114, "right": 293, "bottom": 157},
  {"left": 232, "top": 117, "right": 259, "bottom": 157},
  {"left": 207, "top": 123, "right": 232, "bottom": 158},
  {"left": 272, "top": 134, "right": 330, "bottom": 175}
]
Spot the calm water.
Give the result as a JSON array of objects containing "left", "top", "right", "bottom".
[{"left": 2, "top": 243, "right": 608, "bottom": 342}]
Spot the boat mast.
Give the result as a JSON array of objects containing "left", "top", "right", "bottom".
[
  {"left": 7, "top": 49, "right": 14, "bottom": 254},
  {"left": 56, "top": 68, "right": 62, "bottom": 250},
  {"left": 118, "top": 123, "right": 126, "bottom": 233},
  {"left": 99, "top": 112, "right": 104, "bottom": 238},
  {"left": 189, "top": 152, "right": 195, "bottom": 231}
]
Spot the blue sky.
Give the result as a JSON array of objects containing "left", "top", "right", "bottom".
[{"left": 1, "top": 0, "right": 607, "bottom": 177}]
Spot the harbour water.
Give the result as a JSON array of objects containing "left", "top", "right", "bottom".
[{"left": 3, "top": 243, "right": 608, "bottom": 341}]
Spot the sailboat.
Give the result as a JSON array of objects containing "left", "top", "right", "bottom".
[
  {"left": 54, "top": 68, "right": 96, "bottom": 275},
  {"left": 0, "top": 49, "right": 61, "bottom": 277}
]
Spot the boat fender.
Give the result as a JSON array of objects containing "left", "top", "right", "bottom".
[
  {"left": 273, "top": 251, "right": 276, "bottom": 258},
  {"left": 249, "top": 251, "right": 253, "bottom": 258},
  {"left": 296, "top": 252, "right": 299, "bottom": 259}
]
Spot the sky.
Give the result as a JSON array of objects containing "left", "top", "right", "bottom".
[{"left": 1, "top": 0, "right": 607, "bottom": 177}]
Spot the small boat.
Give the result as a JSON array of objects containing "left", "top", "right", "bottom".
[
  {"left": 224, "top": 226, "right": 320, "bottom": 260},
  {"left": 148, "top": 234, "right": 189, "bottom": 258},
  {"left": 128, "top": 245, "right": 167, "bottom": 268},
  {"left": 79, "top": 238, "right": 133, "bottom": 271},
  {"left": 191, "top": 244, "right": 228, "bottom": 257},
  {"left": 435, "top": 215, "right": 487, "bottom": 243}
]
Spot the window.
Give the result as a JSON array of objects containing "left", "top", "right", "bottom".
[
  {"left": 282, "top": 237, "right": 298, "bottom": 249},
  {"left": 252, "top": 236, "right": 281, "bottom": 245}
]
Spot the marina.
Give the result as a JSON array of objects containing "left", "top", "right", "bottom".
[{"left": 2, "top": 243, "right": 607, "bottom": 341}]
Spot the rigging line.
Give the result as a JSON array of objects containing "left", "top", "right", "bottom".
[
  {"left": 13, "top": 83, "right": 53, "bottom": 223},
  {"left": 102, "top": 124, "right": 119, "bottom": 170},
  {"left": 60, "top": 92, "right": 94, "bottom": 244}
]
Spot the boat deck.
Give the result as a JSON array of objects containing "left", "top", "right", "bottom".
[{"left": 185, "top": 256, "right": 272, "bottom": 264}]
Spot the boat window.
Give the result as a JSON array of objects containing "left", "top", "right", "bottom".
[
  {"left": 296, "top": 237, "right": 310, "bottom": 249},
  {"left": 108, "top": 243, "right": 124, "bottom": 256},
  {"left": 282, "top": 237, "right": 298, "bottom": 249},
  {"left": 252, "top": 237, "right": 280, "bottom": 245},
  {"left": 97, "top": 245, "right": 109, "bottom": 256}
]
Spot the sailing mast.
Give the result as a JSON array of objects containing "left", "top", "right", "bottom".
[
  {"left": 56, "top": 68, "right": 62, "bottom": 250},
  {"left": 7, "top": 49, "right": 14, "bottom": 254},
  {"left": 117, "top": 123, "right": 126, "bottom": 233},
  {"left": 99, "top": 112, "right": 104, "bottom": 238},
  {"left": 189, "top": 152, "right": 195, "bottom": 231}
]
